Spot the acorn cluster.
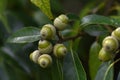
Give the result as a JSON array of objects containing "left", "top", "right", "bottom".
[
  {"left": 98, "top": 27, "right": 120, "bottom": 62},
  {"left": 29, "top": 14, "right": 69, "bottom": 68}
]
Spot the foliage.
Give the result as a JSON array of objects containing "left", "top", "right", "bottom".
[{"left": 1, "top": 0, "right": 120, "bottom": 80}]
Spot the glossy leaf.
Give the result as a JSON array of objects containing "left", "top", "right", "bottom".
[
  {"left": 63, "top": 51, "right": 78, "bottom": 80},
  {"left": 103, "top": 58, "right": 120, "bottom": 80},
  {"left": 81, "top": 14, "right": 120, "bottom": 27},
  {"left": 51, "top": 57, "right": 63, "bottom": 80},
  {"left": 84, "top": 25, "right": 108, "bottom": 36},
  {"left": 31, "top": 0, "right": 53, "bottom": 19},
  {"left": 117, "top": 71, "right": 120, "bottom": 80},
  {"left": 95, "top": 62, "right": 111, "bottom": 80},
  {"left": 69, "top": 42, "right": 87, "bottom": 80},
  {"left": 7, "top": 27, "right": 40, "bottom": 43},
  {"left": 89, "top": 42, "right": 101, "bottom": 80}
]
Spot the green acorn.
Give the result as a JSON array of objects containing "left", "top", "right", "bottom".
[
  {"left": 98, "top": 48, "right": 113, "bottom": 62},
  {"left": 29, "top": 50, "right": 40, "bottom": 63},
  {"left": 38, "top": 54, "right": 52, "bottom": 68},
  {"left": 53, "top": 44, "right": 67, "bottom": 58},
  {"left": 38, "top": 40, "right": 53, "bottom": 54},
  {"left": 102, "top": 36, "right": 119, "bottom": 52},
  {"left": 54, "top": 14, "right": 69, "bottom": 31},
  {"left": 112, "top": 27, "right": 120, "bottom": 41},
  {"left": 40, "top": 24, "right": 56, "bottom": 39}
]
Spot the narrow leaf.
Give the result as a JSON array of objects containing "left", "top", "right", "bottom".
[
  {"left": 0, "top": 0, "right": 7, "bottom": 12},
  {"left": 117, "top": 71, "right": 120, "bottom": 80},
  {"left": 31, "top": 0, "right": 53, "bottom": 19},
  {"left": 84, "top": 25, "right": 108, "bottom": 36},
  {"left": 70, "top": 42, "right": 87, "bottom": 80},
  {"left": 103, "top": 58, "right": 120, "bottom": 80},
  {"left": 81, "top": 14, "right": 120, "bottom": 27},
  {"left": 51, "top": 57, "right": 63, "bottom": 80},
  {"left": 95, "top": 62, "right": 111, "bottom": 80},
  {"left": 7, "top": 27, "right": 40, "bottom": 43},
  {"left": 89, "top": 42, "right": 101, "bottom": 80}
]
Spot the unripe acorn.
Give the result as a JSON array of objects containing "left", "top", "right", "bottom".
[
  {"left": 38, "top": 54, "right": 52, "bottom": 68},
  {"left": 54, "top": 14, "right": 69, "bottom": 31},
  {"left": 102, "top": 36, "right": 119, "bottom": 52},
  {"left": 53, "top": 44, "right": 67, "bottom": 58},
  {"left": 38, "top": 40, "right": 53, "bottom": 54},
  {"left": 98, "top": 48, "right": 113, "bottom": 62},
  {"left": 29, "top": 50, "right": 40, "bottom": 63},
  {"left": 40, "top": 24, "right": 56, "bottom": 39},
  {"left": 112, "top": 27, "right": 120, "bottom": 41}
]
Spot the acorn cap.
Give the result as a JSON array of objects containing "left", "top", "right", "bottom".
[
  {"left": 38, "top": 54, "right": 52, "bottom": 68},
  {"left": 102, "top": 36, "right": 119, "bottom": 52},
  {"left": 40, "top": 24, "right": 56, "bottom": 39},
  {"left": 29, "top": 50, "right": 41, "bottom": 63},
  {"left": 38, "top": 40, "right": 53, "bottom": 54},
  {"left": 111, "top": 27, "right": 120, "bottom": 41},
  {"left": 98, "top": 48, "right": 113, "bottom": 62},
  {"left": 53, "top": 44, "right": 67, "bottom": 58}
]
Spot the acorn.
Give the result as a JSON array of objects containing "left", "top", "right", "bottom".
[
  {"left": 98, "top": 48, "right": 113, "bottom": 62},
  {"left": 38, "top": 40, "right": 53, "bottom": 54},
  {"left": 102, "top": 36, "right": 119, "bottom": 52},
  {"left": 54, "top": 14, "right": 69, "bottom": 31},
  {"left": 29, "top": 50, "right": 40, "bottom": 63},
  {"left": 40, "top": 24, "right": 56, "bottom": 39},
  {"left": 53, "top": 44, "right": 67, "bottom": 58},
  {"left": 38, "top": 54, "right": 52, "bottom": 68},
  {"left": 111, "top": 27, "right": 120, "bottom": 41}
]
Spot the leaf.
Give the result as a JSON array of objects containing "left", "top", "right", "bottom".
[
  {"left": 51, "top": 57, "right": 63, "bottom": 80},
  {"left": 117, "top": 71, "right": 120, "bottom": 80},
  {"left": 89, "top": 42, "right": 101, "bottom": 80},
  {"left": 7, "top": 27, "right": 40, "bottom": 43},
  {"left": 69, "top": 42, "right": 87, "bottom": 80},
  {"left": 31, "top": 0, "right": 53, "bottom": 19},
  {"left": 67, "top": 14, "right": 80, "bottom": 21},
  {"left": 0, "top": 0, "right": 7, "bottom": 12},
  {"left": 0, "top": 48, "right": 30, "bottom": 80},
  {"left": 84, "top": 25, "right": 109, "bottom": 36},
  {"left": 81, "top": 14, "right": 120, "bottom": 27},
  {"left": 103, "top": 58, "right": 120, "bottom": 80},
  {"left": 95, "top": 62, "right": 111, "bottom": 80}
]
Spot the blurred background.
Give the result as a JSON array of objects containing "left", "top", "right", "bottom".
[{"left": 0, "top": 0, "right": 120, "bottom": 80}]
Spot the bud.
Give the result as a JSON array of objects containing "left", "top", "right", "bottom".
[
  {"left": 53, "top": 44, "right": 67, "bottom": 58},
  {"left": 38, "top": 54, "right": 52, "bottom": 68},
  {"left": 98, "top": 48, "right": 113, "bottom": 62},
  {"left": 29, "top": 50, "right": 40, "bottom": 63},
  {"left": 102, "top": 36, "right": 118, "bottom": 52},
  {"left": 54, "top": 14, "right": 69, "bottom": 30},
  {"left": 38, "top": 40, "right": 53, "bottom": 54},
  {"left": 40, "top": 24, "right": 56, "bottom": 39},
  {"left": 111, "top": 27, "right": 120, "bottom": 41}
]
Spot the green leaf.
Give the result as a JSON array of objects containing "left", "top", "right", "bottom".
[
  {"left": 117, "top": 71, "right": 120, "bottom": 80},
  {"left": 89, "top": 42, "right": 101, "bottom": 80},
  {"left": 0, "top": 0, "right": 7, "bottom": 12},
  {"left": 7, "top": 27, "right": 40, "bottom": 43},
  {"left": 103, "top": 58, "right": 120, "bottom": 80},
  {"left": 31, "top": 0, "right": 53, "bottom": 19},
  {"left": 81, "top": 14, "right": 120, "bottom": 27},
  {"left": 51, "top": 57, "right": 63, "bottom": 80},
  {"left": 84, "top": 25, "right": 109, "bottom": 36},
  {"left": 67, "top": 14, "right": 80, "bottom": 21},
  {"left": 95, "top": 62, "right": 113, "bottom": 80},
  {"left": 69, "top": 42, "right": 87, "bottom": 80}
]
